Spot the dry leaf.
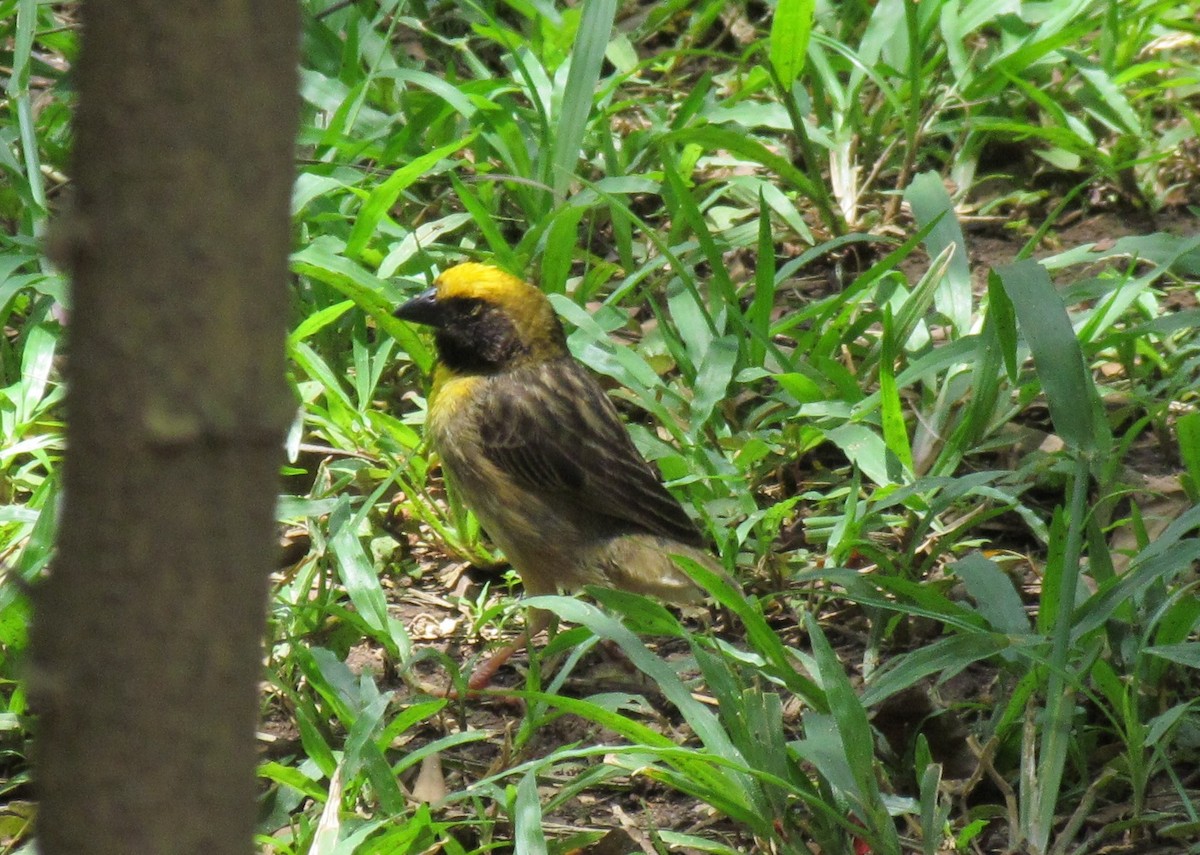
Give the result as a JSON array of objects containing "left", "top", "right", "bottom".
[{"left": 412, "top": 752, "right": 447, "bottom": 804}]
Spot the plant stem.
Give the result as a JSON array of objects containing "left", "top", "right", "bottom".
[{"left": 1031, "top": 456, "right": 1091, "bottom": 852}]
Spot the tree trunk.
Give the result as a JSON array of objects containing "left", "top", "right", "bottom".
[{"left": 30, "top": 1, "right": 298, "bottom": 852}]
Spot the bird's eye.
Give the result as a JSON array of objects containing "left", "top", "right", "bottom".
[{"left": 465, "top": 302, "right": 484, "bottom": 318}]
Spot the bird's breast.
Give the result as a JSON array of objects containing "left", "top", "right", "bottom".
[{"left": 427, "top": 368, "right": 482, "bottom": 432}]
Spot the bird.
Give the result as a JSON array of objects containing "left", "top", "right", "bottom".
[{"left": 394, "top": 262, "right": 720, "bottom": 690}]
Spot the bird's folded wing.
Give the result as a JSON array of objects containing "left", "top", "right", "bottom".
[{"left": 478, "top": 360, "right": 704, "bottom": 547}]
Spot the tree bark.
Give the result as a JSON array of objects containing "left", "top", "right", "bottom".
[{"left": 30, "top": 1, "right": 298, "bottom": 852}]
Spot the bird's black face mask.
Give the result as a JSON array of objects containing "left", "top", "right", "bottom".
[{"left": 395, "top": 290, "right": 525, "bottom": 374}]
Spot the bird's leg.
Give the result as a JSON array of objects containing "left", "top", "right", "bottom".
[{"left": 466, "top": 606, "right": 553, "bottom": 691}]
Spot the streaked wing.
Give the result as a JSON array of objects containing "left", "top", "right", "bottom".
[{"left": 478, "top": 359, "right": 703, "bottom": 546}]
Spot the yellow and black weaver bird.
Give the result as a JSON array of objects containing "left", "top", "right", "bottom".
[{"left": 394, "top": 262, "right": 719, "bottom": 690}]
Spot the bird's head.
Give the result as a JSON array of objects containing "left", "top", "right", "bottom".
[{"left": 395, "top": 263, "right": 568, "bottom": 373}]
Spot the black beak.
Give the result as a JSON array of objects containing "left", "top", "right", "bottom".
[{"left": 393, "top": 287, "right": 443, "bottom": 327}]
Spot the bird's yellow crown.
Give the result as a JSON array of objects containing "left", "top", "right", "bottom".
[{"left": 435, "top": 263, "right": 565, "bottom": 360}]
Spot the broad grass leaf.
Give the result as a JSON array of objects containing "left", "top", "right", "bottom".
[
  {"left": 792, "top": 713, "right": 862, "bottom": 794},
  {"left": 904, "top": 171, "right": 971, "bottom": 334},
  {"left": 290, "top": 300, "right": 355, "bottom": 344},
  {"left": 825, "top": 423, "right": 894, "bottom": 487},
  {"left": 691, "top": 335, "right": 738, "bottom": 429},
  {"left": 746, "top": 191, "right": 778, "bottom": 367},
  {"left": 890, "top": 243, "right": 953, "bottom": 352},
  {"left": 512, "top": 692, "right": 765, "bottom": 829},
  {"left": 834, "top": 570, "right": 988, "bottom": 634},
  {"left": 740, "top": 689, "right": 792, "bottom": 817},
  {"left": 879, "top": 308, "right": 914, "bottom": 477},
  {"left": 550, "top": 0, "right": 617, "bottom": 202},
  {"left": 378, "top": 212, "right": 473, "bottom": 278},
  {"left": 1153, "top": 593, "right": 1200, "bottom": 654},
  {"left": 292, "top": 342, "right": 356, "bottom": 416},
  {"left": 918, "top": 744, "right": 946, "bottom": 855},
  {"left": 541, "top": 204, "right": 586, "bottom": 295},
  {"left": 379, "top": 699, "right": 447, "bottom": 744},
  {"left": 862, "top": 633, "right": 1012, "bottom": 709},
  {"left": 1146, "top": 701, "right": 1199, "bottom": 745},
  {"left": 450, "top": 172, "right": 518, "bottom": 270},
  {"left": 379, "top": 68, "right": 479, "bottom": 119},
  {"left": 514, "top": 771, "right": 548, "bottom": 855},
  {"left": 963, "top": 17, "right": 1095, "bottom": 101},
  {"left": 259, "top": 761, "right": 327, "bottom": 801},
  {"left": 16, "top": 320, "right": 55, "bottom": 426},
  {"left": 8, "top": 476, "right": 57, "bottom": 588},
  {"left": 297, "top": 645, "right": 358, "bottom": 726},
  {"left": 343, "top": 690, "right": 406, "bottom": 815},
  {"left": 1177, "top": 411, "right": 1200, "bottom": 496},
  {"left": 1062, "top": 49, "right": 1142, "bottom": 135},
  {"left": 294, "top": 700, "right": 337, "bottom": 778},
  {"left": 656, "top": 831, "right": 745, "bottom": 854},
  {"left": 804, "top": 613, "right": 902, "bottom": 855},
  {"left": 7, "top": 0, "right": 46, "bottom": 216},
  {"left": 770, "top": 0, "right": 816, "bottom": 88},
  {"left": 0, "top": 595, "right": 29, "bottom": 651},
  {"left": 328, "top": 493, "right": 390, "bottom": 635},
  {"left": 949, "top": 552, "right": 1032, "bottom": 635},
  {"left": 1073, "top": 537, "right": 1200, "bottom": 641},
  {"left": 659, "top": 155, "right": 736, "bottom": 327},
  {"left": 994, "top": 259, "right": 1102, "bottom": 453},
  {"left": 391, "top": 730, "right": 490, "bottom": 779},
  {"left": 588, "top": 587, "right": 685, "bottom": 637},
  {"left": 662, "top": 126, "right": 828, "bottom": 203},
  {"left": 666, "top": 272, "right": 717, "bottom": 372}
]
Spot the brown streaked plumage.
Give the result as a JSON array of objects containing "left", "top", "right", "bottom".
[{"left": 395, "top": 262, "right": 718, "bottom": 688}]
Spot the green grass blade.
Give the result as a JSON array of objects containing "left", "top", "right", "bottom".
[
  {"left": 658, "top": 153, "right": 735, "bottom": 328},
  {"left": 7, "top": 0, "right": 46, "bottom": 219},
  {"left": 1179, "top": 411, "right": 1200, "bottom": 499},
  {"left": 805, "top": 612, "right": 902, "bottom": 854},
  {"left": 662, "top": 126, "right": 830, "bottom": 208},
  {"left": 994, "top": 259, "right": 1103, "bottom": 454},
  {"left": 690, "top": 335, "right": 738, "bottom": 431},
  {"left": 862, "top": 633, "right": 1011, "bottom": 708},
  {"left": 949, "top": 553, "right": 1032, "bottom": 636},
  {"left": 879, "top": 307, "right": 914, "bottom": 478},
  {"left": 1031, "top": 458, "right": 1090, "bottom": 852},
  {"left": 292, "top": 240, "right": 433, "bottom": 372},
  {"left": 679, "top": 557, "right": 827, "bottom": 707},
  {"left": 747, "top": 191, "right": 777, "bottom": 367},
  {"left": 327, "top": 492, "right": 392, "bottom": 638},
  {"left": 514, "top": 771, "right": 548, "bottom": 855},
  {"left": 449, "top": 172, "right": 519, "bottom": 270},
  {"left": 904, "top": 171, "right": 971, "bottom": 335},
  {"left": 769, "top": 0, "right": 816, "bottom": 88},
  {"left": 345, "top": 132, "right": 478, "bottom": 260},
  {"left": 525, "top": 595, "right": 744, "bottom": 761},
  {"left": 541, "top": 204, "right": 586, "bottom": 295},
  {"left": 549, "top": 0, "right": 617, "bottom": 202}
]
